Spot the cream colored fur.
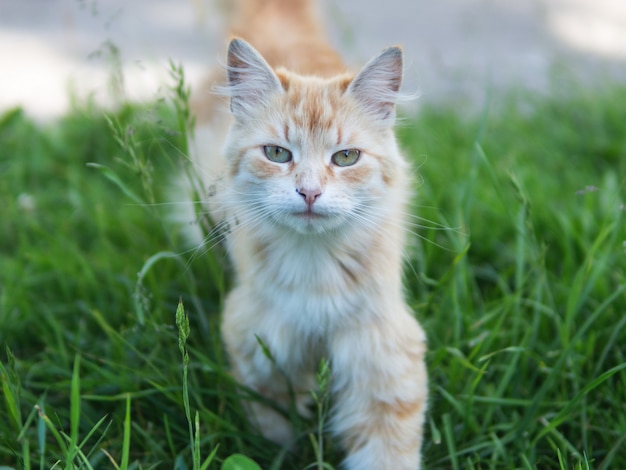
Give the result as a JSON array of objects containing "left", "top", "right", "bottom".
[{"left": 183, "top": 1, "right": 428, "bottom": 468}]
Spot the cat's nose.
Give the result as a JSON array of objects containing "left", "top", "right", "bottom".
[{"left": 296, "top": 187, "right": 322, "bottom": 206}]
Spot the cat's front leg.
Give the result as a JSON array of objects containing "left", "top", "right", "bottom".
[
  {"left": 330, "top": 312, "right": 428, "bottom": 470},
  {"left": 228, "top": 354, "right": 314, "bottom": 446},
  {"left": 222, "top": 288, "right": 314, "bottom": 445}
]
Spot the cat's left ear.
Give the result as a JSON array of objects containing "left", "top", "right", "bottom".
[{"left": 347, "top": 46, "right": 403, "bottom": 125}]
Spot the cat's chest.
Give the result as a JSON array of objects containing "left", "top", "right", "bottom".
[{"left": 244, "top": 237, "right": 370, "bottom": 327}]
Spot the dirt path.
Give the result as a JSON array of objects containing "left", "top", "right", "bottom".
[{"left": 1, "top": 0, "right": 624, "bottom": 119}]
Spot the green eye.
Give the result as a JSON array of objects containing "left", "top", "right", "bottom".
[
  {"left": 263, "top": 145, "right": 292, "bottom": 163},
  {"left": 331, "top": 149, "right": 360, "bottom": 167}
]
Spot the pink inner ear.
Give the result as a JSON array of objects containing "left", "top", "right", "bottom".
[
  {"left": 227, "top": 38, "right": 282, "bottom": 116},
  {"left": 347, "top": 46, "right": 403, "bottom": 123}
]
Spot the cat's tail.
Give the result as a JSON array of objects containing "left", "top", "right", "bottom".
[
  {"left": 229, "top": 0, "right": 344, "bottom": 76},
  {"left": 232, "top": 0, "right": 315, "bottom": 23}
]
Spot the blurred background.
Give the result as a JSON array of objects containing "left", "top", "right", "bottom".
[{"left": 1, "top": 0, "right": 625, "bottom": 120}]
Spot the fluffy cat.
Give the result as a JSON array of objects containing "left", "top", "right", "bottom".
[{"left": 185, "top": 0, "right": 428, "bottom": 468}]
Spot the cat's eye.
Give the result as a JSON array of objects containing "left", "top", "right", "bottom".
[
  {"left": 263, "top": 145, "right": 292, "bottom": 163},
  {"left": 331, "top": 149, "right": 361, "bottom": 167}
]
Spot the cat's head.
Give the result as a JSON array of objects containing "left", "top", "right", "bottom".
[{"left": 221, "top": 38, "right": 409, "bottom": 237}]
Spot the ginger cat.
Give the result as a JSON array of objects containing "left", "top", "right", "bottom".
[{"left": 186, "top": 0, "right": 428, "bottom": 468}]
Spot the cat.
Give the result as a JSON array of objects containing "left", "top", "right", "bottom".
[{"left": 184, "top": 0, "right": 428, "bottom": 468}]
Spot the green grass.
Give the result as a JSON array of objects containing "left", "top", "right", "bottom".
[{"left": 1, "top": 73, "right": 625, "bottom": 469}]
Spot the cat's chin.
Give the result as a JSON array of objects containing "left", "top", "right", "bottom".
[
  {"left": 293, "top": 211, "right": 325, "bottom": 221},
  {"left": 277, "top": 211, "right": 345, "bottom": 235}
]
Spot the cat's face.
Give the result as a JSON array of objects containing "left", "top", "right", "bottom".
[{"left": 222, "top": 39, "right": 405, "bottom": 236}]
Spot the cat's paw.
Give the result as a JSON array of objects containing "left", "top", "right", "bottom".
[{"left": 249, "top": 401, "right": 295, "bottom": 445}]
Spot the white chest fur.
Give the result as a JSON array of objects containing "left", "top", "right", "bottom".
[{"left": 239, "top": 232, "right": 373, "bottom": 334}]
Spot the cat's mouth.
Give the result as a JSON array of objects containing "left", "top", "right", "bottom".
[{"left": 282, "top": 208, "right": 343, "bottom": 234}]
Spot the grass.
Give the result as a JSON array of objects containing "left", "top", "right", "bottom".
[{"left": 1, "top": 67, "right": 625, "bottom": 469}]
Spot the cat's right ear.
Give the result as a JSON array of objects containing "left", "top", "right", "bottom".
[
  {"left": 347, "top": 46, "right": 403, "bottom": 125},
  {"left": 226, "top": 38, "right": 282, "bottom": 117}
]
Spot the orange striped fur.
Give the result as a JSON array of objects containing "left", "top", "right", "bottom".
[{"left": 184, "top": 1, "right": 428, "bottom": 468}]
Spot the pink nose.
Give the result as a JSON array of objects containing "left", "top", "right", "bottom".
[{"left": 297, "top": 187, "right": 322, "bottom": 206}]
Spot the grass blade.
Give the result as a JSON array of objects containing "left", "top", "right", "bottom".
[
  {"left": 120, "top": 394, "right": 131, "bottom": 470},
  {"left": 69, "top": 355, "right": 81, "bottom": 454}
]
